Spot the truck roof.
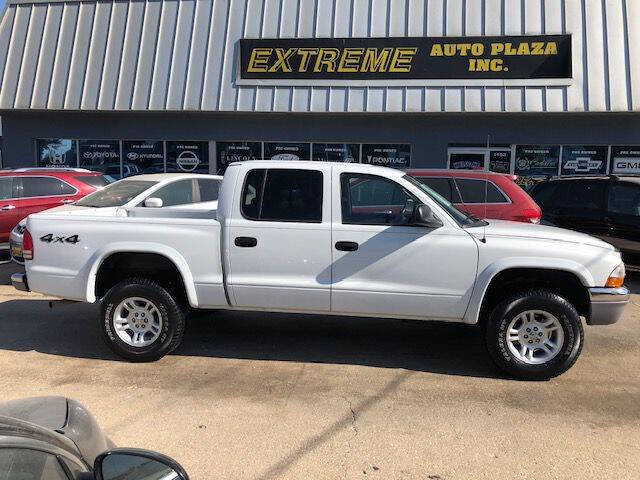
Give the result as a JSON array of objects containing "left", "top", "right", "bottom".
[
  {"left": 226, "top": 160, "right": 406, "bottom": 178},
  {"left": 122, "top": 173, "right": 222, "bottom": 182}
]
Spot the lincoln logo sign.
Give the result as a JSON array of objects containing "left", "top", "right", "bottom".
[{"left": 239, "top": 35, "right": 571, "bottom": 80}]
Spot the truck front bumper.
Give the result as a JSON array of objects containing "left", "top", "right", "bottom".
[
  {"left": 11, "top": 272, "right": 29, "bottom": 292},
  {"left": 587, "top": 286, "right": 630, "bottom": 325}
]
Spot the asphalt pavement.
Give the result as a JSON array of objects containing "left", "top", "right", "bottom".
[{"left": 0, "top": 262, "right": 638, "bottom": 479}]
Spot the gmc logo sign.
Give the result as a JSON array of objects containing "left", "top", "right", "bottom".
[{"left": 615, "top": 160, "right": 640, "bottom": 173}]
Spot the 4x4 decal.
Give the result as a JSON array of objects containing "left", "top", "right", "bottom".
[{"left": 39, "top": 234, "right": 80, "bottom": 244}]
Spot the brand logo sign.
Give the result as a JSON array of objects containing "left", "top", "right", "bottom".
[
  {"left": 564, "top": 158, "right": 602, "bottom": 172},
  {"left": 240, "top": 34, "right": 571, "bottom": 80},
  {"left": 176, "top": 151, "right": 200, "bottom": 172}
]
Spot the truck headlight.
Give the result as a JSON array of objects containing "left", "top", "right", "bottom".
[{"left": 605, "top": 263, "right": 625, "bottom": 288}]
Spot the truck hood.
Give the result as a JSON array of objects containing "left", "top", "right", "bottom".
[{"left": 469, "top": 219, "right": 616, "bottom": 251}]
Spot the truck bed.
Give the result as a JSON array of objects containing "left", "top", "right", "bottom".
[{"left": 25, "top": 211, "right": 227, "bottom": 308}]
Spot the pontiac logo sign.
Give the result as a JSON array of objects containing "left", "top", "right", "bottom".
[{"left": 240, "top": 35, "right": 571, "bottom": 80}]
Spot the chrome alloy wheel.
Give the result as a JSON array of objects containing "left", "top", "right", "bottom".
[
  {"left": 506, "top": 310, "right": 565, "bottom": 365},
  {"left": 113, "top": 297, "right": 162, "bottom": 347}
]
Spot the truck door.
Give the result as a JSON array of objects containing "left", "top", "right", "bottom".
[
  {"left": 226, "top": 166, "right": 332, "bottom": 311},
  {"left": 330, "top": 170, "right": 478, "bottom": 320}
]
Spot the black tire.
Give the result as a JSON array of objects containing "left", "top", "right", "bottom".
[
  {"left": 484, "top": 289, "right": 584, "bottom": 380},
  {"left": 100, "top": 277, "right": 186, "bottom": 362}
]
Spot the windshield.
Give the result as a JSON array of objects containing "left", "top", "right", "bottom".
[
  {"left": 403, "top": 174, "right": 486, "bottom": 227},
  {"left": 75, "top": 180, "right": 157, "bottom": 208}
]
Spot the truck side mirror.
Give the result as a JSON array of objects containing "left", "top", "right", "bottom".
[
  {"left": 144, "top": 197, "right": 163, "bottom": 208},
  {"left": 412, "top": 204, "right": 443, "bottom": 229},
  {"left": 94, "top": 448, "right": 189, "bottom": 480}
]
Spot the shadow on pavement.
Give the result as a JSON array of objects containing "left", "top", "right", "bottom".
[{"left": 0, "top": 298, "right": 501, "bottom": 379}]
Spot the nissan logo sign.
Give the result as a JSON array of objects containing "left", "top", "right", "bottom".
[{"left": 176, "top": 151, "right": 200, "bottom": 171}]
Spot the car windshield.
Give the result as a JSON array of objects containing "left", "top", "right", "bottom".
[
  {"left": 403, "top": 174, "right": 486, "bottom": 227},
  {"left": 75, "top": 180, "right": 157, "bottom": 207}
]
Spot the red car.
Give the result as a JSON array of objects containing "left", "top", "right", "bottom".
[
  {"left": 0, "top": 168, "right": 109, "bottom": 246},
  {"left": 407, "top": 169, "right": 542, "bottom": 223}
]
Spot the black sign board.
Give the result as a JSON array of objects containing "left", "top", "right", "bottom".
[
  {"left": 122, "top": 140, "right": 165, "bottom": 176},
  {"left": 489, "top": 151, "right": 511, "bottom": 173},
  {"left": 362, "top": 144, "right": 410, "bottom": 168},
  {"left": 166, "top": 141, "right": 209, "bottom": 174},
  {"left": 263, "top": 142, "right": 311, "bottom": 161},
  {"left": 79, "top": 140, "right": 120, "bottom": 171},
  {"left": 611, "top": 146, "right": 640, "bottom": 174},
  {"left": 312, "top": 143, "right": 360, "bottom": 162},
  {"left": 216, "top": 142, "right": 262, "bottom": 174},
  {"left": 560, "top": 145, "right": 608, "bottom": 175},
  {"left": 514, "top": 145, "right": 560, "bottom": 177},
  {"left": 37, "top": 139, "right": 77, "bottom": 168},
  {"left": 240, "top": 35, "right": 571, "bottom": 80}
]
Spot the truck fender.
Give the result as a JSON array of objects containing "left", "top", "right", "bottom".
[
  {"left": 84, "top": 242, "right": 198, "bottom": 307},
  {"left": 463, "top": 257, "right": 593, "bottom": 324}
]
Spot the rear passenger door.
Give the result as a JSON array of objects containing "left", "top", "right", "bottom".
[
  {"left": 453, "top": 177, "right": 510, "bottom": 219},
  {"left": 14, "top": 176, "right": 78, "bottom": 219},
  {"left": 0, "top": 177, "right": 22, "bottom": 243},
  {"left": 552, "top": 180, "right": 611, "bottom": 238},
  {"left": 226, "top": 167, "right": 332, "bottom": 311}
]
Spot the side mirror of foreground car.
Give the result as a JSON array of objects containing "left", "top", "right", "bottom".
[
  {"left": 94, "top": 448, "right": 189, "bottom": 480},
  {"left": 144, "top": 197, "right": 163, "bottom": 208},
  {"left": 411, "top": 204, "right": 443, "bottom": 229}
]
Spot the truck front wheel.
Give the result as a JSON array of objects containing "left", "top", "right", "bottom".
[
  {"left": 100, "top": 278, "right": 186, "bottom": 362},
  {"left": 484, "top": 290, "right": 584, "bottom": 380}
]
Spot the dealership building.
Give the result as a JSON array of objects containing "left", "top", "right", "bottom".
[{"left": 0, "top": 0, "right": 639, "bottom": 180}]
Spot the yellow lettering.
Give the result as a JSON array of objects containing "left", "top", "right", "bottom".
[
  {"left": 268, "top": 48, "right": 296, "bottom": 72},
  {"left": 457, "top": 44, "right": 472, "bottom": 56},
  {"left": 444, "top": 44, "right": 456, "bottom": 56},
  {"left": 314, "top": 48, "right": 340, "bottom": 72},
  {"left": 531, "top": 42, "right": 544, "bottom": 55},
  {"left": 471, "top": 43, "right": 484, "bottom": 56},
  {"left": 389, "top": 47, "right": 417, "bottom": 72},
  {"left": 430, "top": 44, "right": 444, "bottom": 56},
  {"left": 360, "top": 48, "right": 393, "bottom": 72},
  {"left": 337, "top": 48, "right": 364, "bottom": 72},
  {"left": 475, "top": 59, "right": 490, "bottom": 71},
  {"left": 504, "top": 43, "right": 517, "bottom": 55},
  {"left": 297, "top": 48, "right": 319, "bottom": 71},
  {"left": 517, "top": 43, "right": 530, "bottom": 55},
  {"left": 545, "top": 42, "right": 558, "bottom": 55},
  {"left": 490, "top": 59, "right": 504, "bottom": 71},
  {"left": 491, "top": 43, "right": 504, "bottom": 55},
  {"left": 247, "top": 48, "right": 272, "bottom": 72}
]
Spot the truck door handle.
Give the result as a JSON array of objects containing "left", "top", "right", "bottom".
[
  {"left": 335, "top": 241, "right": 359, "bottom": 251},
  {"left": 235, "top": 236, "right": 257, "bottom": 247},
  {"left": 0, "top": 205, "right": 15, "bottom": 211}
]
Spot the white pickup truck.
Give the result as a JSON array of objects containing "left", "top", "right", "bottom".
[{"left": 12, "top": 161, "right": 629, "bottom": 379}]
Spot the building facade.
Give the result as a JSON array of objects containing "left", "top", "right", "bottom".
[{"left": 0, "top": 0, "right": 639, "bottom": 181}]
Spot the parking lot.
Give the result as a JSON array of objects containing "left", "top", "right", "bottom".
[{"left": 0, "top": 261, "right": 638, "bottom": 479}]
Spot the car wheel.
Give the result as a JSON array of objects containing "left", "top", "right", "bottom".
[
  {"left": 100, "top": 278, "right": 186, "bottom": 362},
  {"left": 484, "top": 290, "right": 584, "bottom": 380}
]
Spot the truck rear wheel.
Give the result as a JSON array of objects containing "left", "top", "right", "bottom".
[
  {"left": 100, "top": 278, "right": 186, "bottom": 362},
  {"left": 484, "top": 290, "right": 584, "bottom": 380}
]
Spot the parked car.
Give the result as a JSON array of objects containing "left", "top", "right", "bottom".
[
  {"left": 0, "top": 396, "right": 188, "bottom": 479},
  {"left": 0, "top": 168, "right": 109, "bottom": 251},
  {"left": 10, "top": 173, "right": 222, "bottom": 263},
  {"left": 97, "top": 162, "right": 141, "bottom": 180},
  {"left": 407, "top": 169, "right": 542, "bottom": 223},
  {"left": 13, "top": 161, "right": 629, "bottom": 379},
  {"left": 530, "top": 175, "right": 640, "bottom": 271}
]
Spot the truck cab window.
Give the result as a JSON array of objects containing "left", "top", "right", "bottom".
[
  {"left": 241, "top": 169, "right": 323, "bottom": 222},
  {"left": 341, "top": 173, "right": 417, "bottom": 225}
]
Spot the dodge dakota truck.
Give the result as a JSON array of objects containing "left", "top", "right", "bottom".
[{"left": 12, "top": 161, "right": 630, "bottom": 379}]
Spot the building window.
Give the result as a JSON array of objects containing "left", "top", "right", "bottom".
[
  {"left": 361, "top": 144, "right": 411, "bottom": 168},
  {"left": 166, "top": 141, "right": 209, "bottom": 174},
  {"left": 312, "top": 143, "right": 360, "bottom": 162},
  {"left": 122, "top": 140, "right": 165, "bottom": 178},
  {"left": 216, "top": 141, "right": 262, "bottom": 174},
  {"left": 78, "top": 140, "right": 120, "bottom": 173},
  {"left": 36, "top": 139, "right": 77, "bottom": 168},
  {"left": 560, "top": 145, "right": 608, "bottom": 175},
  {"left": 263, "top": 142, "right": 311, "bottom": 161}
]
